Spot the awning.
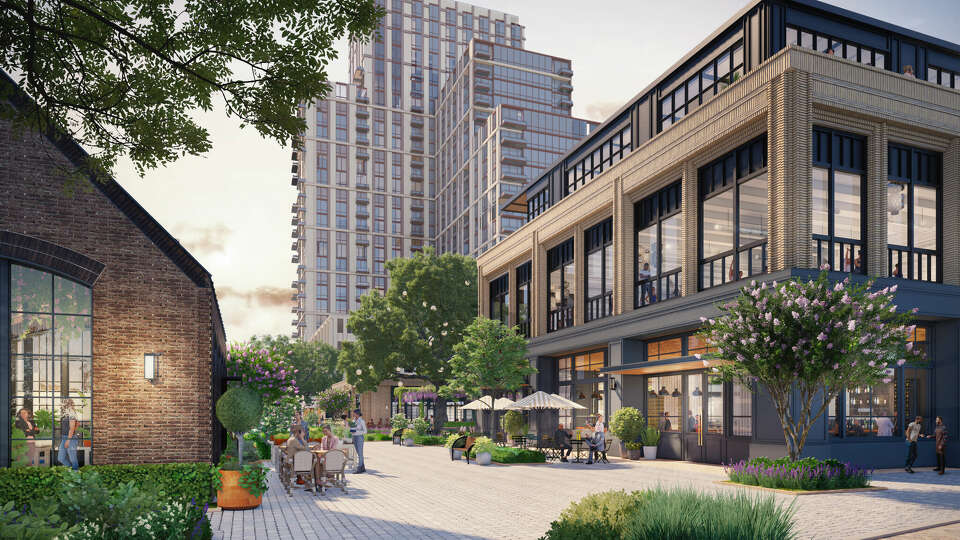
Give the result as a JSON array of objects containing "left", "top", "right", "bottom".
[{"left": 602, "top": 356, "right": 723, "bottom": 376}]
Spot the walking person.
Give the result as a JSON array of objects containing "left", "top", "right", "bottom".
[
  {"left": 934, "top": 416, "right": 948, "bottom": 475},
  {"left": 352, "top": 409, "right": 367, "bottom": 473},
  {"left": 905, "top": 415, "right": 925, "bottom": 473},
  {"left": 58, "top": 399, "right": 79, "bottom": 470}
]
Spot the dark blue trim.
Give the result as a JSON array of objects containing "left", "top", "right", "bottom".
[{"left": 0, "top": 261, "right": 9, "bottom": 467}]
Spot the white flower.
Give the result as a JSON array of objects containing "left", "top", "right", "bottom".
[
  {"left": 694, "top": 354, "right": 702, "bottom": 360},
  {"left": 431, "top": 305, "right": 437, "bottom": 311},
  {"left": 441, "top": 330, "right": 448, "bottom": 336},
  {"left": 465, "top": 280, "right": 470, "bottom": 286},
  {"left": 402, "top": 290, "right": 408, "bottom": 296},
  {"left": 355, "top": 369, "right": 362, "bottom": 375},
  {"left": 422, "top": 301, "right": 428, "bottom": 307},
  {"left": 443, "top": 321, "right": 449, "bottom": 327},
  {"left": 702, "top": 360, "right": 709, "bottom": 367}
]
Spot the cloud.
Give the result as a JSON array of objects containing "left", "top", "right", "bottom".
[
  {"left": 218, "top": 286, "right": 292, "bottom": 308},
  {"left": 583, "top": 101, "right": 622, "bottom": 123},
  {"left": 172, "top": 222, "right": 231, "bottom": 255}
]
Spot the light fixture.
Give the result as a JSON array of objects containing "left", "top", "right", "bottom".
[
  {"left": 671, "top": 388, "right": 681, "bottom": 398},
  {"left": 658, "top": 386, "right": 669, "bottom": 396},
  {"left": 608, "top": 376, "right": 618, "bottom": 391},
  {"left": 144, "top": 353, "right": 160, "bottom": 381},
  {"left": 578, "top": 392, "right": 586, "bottom": 400},
  {"left": 692, "top": 386, "right": 702, "bottom": 396},
  {"left": 648, "top": 388, "right": 658, "bottom": 397}
]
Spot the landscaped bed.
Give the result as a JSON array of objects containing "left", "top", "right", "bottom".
[{"left": 724, "top": 456, "right": 874, "bottom": 492}]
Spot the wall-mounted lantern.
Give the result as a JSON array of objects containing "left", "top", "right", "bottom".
[{"left": 144, "top": 353, "right": 161, "bottom": 381}]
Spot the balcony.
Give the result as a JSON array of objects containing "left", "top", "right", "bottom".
[
  {"left": 411, "top": 143, "right": 425, "bottom": 154},
  {"left": 291, "top": 163, "right": 299, "bottom": 174},
  {"left": 356, "top": 120, "right": 370, "bottom": 132},
  {"left": 501, "top": 110, "right": 525, "bottom": 130},
  {"left": 356, "top": 235, "right": 369, "bottom": 246},
  {"left": 500, "top": 147, "right": 525, "bottom": 166},
  {"left": 291, "top": 241, "right": 298, "bottom": 251},
  {"left": 291, "top": 203, "right": 300, "bottom": 214},
  {"left": 291, "top": 227, "right": 301, "bottom": 239},
  {"left": 290, "top": 215, "right": 299, "bottom": 226},
  {"left": 500, "top": 130, "right": 526, "bottom": 148},
  {"left": 356, "top": 89, "right": 369, "bottom": 104},
  {"left": 356, "top": 146, "right": 369, "bottom": 160},
  {"left": 356, "top": 134, "right": 370, "bottom": 145},
  {"left": 411, "top": 100, "right": 424, "bottom": 113},
  {"left": 475, "top": 43, "right": 492, "bottom": 59},
  {"left": 474, "top": 62, "right": 491, "bottom": 77},
  {"left": 355, "top": 106, "right": 369, "bottom": 118},
  {"left": 291, "top": 150, "right": 299, "bottom": 161},
  {"left": 355, "top": 208, "right": 370, "bottom": 218},
  {"left": 356, "top": 196, "right": 369, "bottom": 205},
  {"left": 556, "top": 80, "right": 573, "bottom": 93},
  {"left": 291, "top": 254, "right": 299, "bottom": 264},
  {"left": 474, "top": 78, "right": 492, "bottom": 93},
  {"left": 410, "top": 114, "right": 424, "bottom": 127},
  {"left": 555, "top": 64, "right": 573, "bottom": 77},
  {"left": 356, "top": 181, "right": 370, "bottom": 190},
  {"left": 410, "top": 167, "right": 424, "bottom": 180},
  {"left": 501, "top": 167, "right": 525, "bottom": 183},
  {"left": 474, "top": 93, "right": 492, "bottom": 108},
  {"left": 556, "top": 96, "right": 573, "bottom": 109},
  {"left": 291, "top": 175, "right": 301, "bottom": 186}
]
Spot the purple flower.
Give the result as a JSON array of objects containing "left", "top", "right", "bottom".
[
  {"left": 817, "top": 332, "right": 827, "bottom": 341},
  {"left": 847, "top": 320, "right": 856, "bottom": 331}
]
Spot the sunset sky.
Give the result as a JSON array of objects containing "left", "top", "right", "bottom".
[{"left": 111, "top": 0, "right": 958, "bottom": 343}]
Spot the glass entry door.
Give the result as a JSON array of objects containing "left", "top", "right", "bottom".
[{"left": 681, "top": 372, "right": 725, "bottom": 463}]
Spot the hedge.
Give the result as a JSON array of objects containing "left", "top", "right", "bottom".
[
  {"left": 366, "top": 433, "right": 392, "bottom": 441},
  {"left": 491, "top": 447, "right": 545, "bottom": 464},
  {"left": 413, "top": 435, "right": 445, "bottom": 446},
  {"left": 0, "top": 463, "right": 217, "bottom": 508}
]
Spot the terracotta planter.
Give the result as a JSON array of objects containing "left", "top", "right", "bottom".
[
  {"left": 273, "top": 437, "right": 288, "bottom": 446},
  {"left": 82, "top": 440, "right": 92, "bottom": 448},
  {"left": 217, "top": 470, "right": 262, "bottom": 510}
]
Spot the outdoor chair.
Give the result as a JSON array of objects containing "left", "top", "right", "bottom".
[
  {"left": 538, "top": 435, "right": 556, "bottom": 461},
  {"left": 450, "top": 435, "right": 476, "bottom": 463},
  {"left": 285, "top": 451, "right": 317, "bottom": 495},
  {"left": 494, "top": 432, "right": 507, "bottom": 447},
  {"left": 319, "top": 449, "right": 348, "bottom": 494},
  {"left": 340, "top": 440, "right": 356, "bottom": 470},
  {"left": 392, "top": 428, "right": 404, "bottom": 445},
  {"left": 598, "top": 439, "right": 611, "bottom": 464}
]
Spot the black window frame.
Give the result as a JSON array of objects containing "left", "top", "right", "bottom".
[
  {"left": 515, "top": 262, "right": 531, "bottom": 338},
  {"left": 659, "top": 40, "right": 744, "bottom": 133},
  {"left": 887, "top": 143, "right": 942, "bottom": 282},
  {"left": 811, "top": 127, "right": 867, "bottom": 274},
  {"left": 489, "top": 273, "right": 509, "bottom": 324},
  {"left": 927, "top": 65, "right": 960, "bottom": 88},
  {"left": 786, "top": 25, "right": 887, "bottom": 70},
  {"left": 584, "top": 219, "right": 613, "bottom": 322},
  {"left": 563, "top": 124, "right": 632, "bottom": 196},
  {"left": 546, "top": 238, "right": 574, "bottom": 333},
  {"left": 634, "top": 181, "right": 682, "bottom": 308},
  {"left": 698, "top": 134, "right": 769, "bottom": 291}
]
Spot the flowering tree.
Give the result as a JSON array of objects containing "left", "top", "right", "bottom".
[
  {"left": 315, "top": 388, "right": 353, "bottom": 419},
  {"left": 698, "top": 269, "right": 922, "bottom": 461},
  {"left": 226, "top": 341, "right": 299, "bottom": 406}
]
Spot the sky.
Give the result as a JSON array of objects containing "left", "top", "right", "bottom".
[{"left": 112, "top": 0, "right": 958, "bottom": 343}]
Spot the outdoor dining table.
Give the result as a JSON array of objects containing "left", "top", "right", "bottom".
[
  {"left": 511, "top": 435, "right": 527, "bottom": 449},
  {"left": 570, "top": 439, "right": 586, "bottom": 463},
  {"left": 311, "top": 448, "right": 329, "bottom": 486}
]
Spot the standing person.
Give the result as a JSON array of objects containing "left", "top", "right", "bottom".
[
  {"left": 934, "top": 417, "right": 948, "bottom": 475},
  {"left": 658, "top": 411, "right": 672, "bottom": 432},
  {"left": 14, "top": 408, "right": 40, "bottom": 466},
  {"left": 351, "top": 409, "right": 367, "bottom": 473},
  {"left": 905, "top": 416, "right": 925, "bottom": 473},
  {"left": 296, "top": 411, "right": 310, "bottom": 440},
  {"left": 58, "top": 399, "right": 79, "bottom": 470},
  {"left": 876, "top": 416, "right": 894, "bottom": 437},
  {"left": 593, "top": 414, "right": 606, "bottom": 462}
]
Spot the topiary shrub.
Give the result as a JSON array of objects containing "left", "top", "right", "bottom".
[
  {"left": 501, "top": 410, "right": 527, "bottom": 438},
  {"left": 610, "top": 408, "right": 644, "bottom": 446},
  {"left": 412, "top": 416, "right": 430, "bottom": 435},
  {"left": 216, "top": 387, "right": 263, "bottom": 466}
]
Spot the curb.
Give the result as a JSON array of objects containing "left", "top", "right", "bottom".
[{"left": 714, "top": 480, "right": 888, "bottom": 495}]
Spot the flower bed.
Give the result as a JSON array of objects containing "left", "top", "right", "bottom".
[
  {"left": 541, "top": 487, "right": 795, "bottom": 540},
  {"left": 725, "top": 457, "right": 872, "bottom": 491},
  {"left": 490, "top": 447, "right": 545, "bottom": 464}
]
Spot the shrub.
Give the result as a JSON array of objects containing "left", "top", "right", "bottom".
[
  {"left": 610, "top": 408, "right": 645, "bottom": 445},
  {"left": 308, "top": 426, "right": 324, "bottom": 440},
  {"left": 226, "top": 342, "right": 298, "bottom": 405},
  {"left": 315, "top": 388, "right": 353, "bottom": 418},
  {"left": 413, "top": 435, "right": 445, "bottom": 446},
  {"left": 216, "top": 387, "right": 263, "bottom": 434},
  {"left": 491, "top": 447, "right": 545, "bottom": 464},
  {"left": 365, "top": 433, "right": 392, "bottom": 441},
  {"left": 304, "top": 411, "right": 319, "bottom": 426},
  {"left": 402, "top": 428, "right": 416, "bottom": 440},
  {"left": 501, "top": 411, "right": 527, "bottom": 437},
  {"left": 412, "top": 416, "right": 431, "bottom": 435},
  {"left": 228, "top": 436, "right": 261, "bottom": 463},
  {"left": 725, "top": 456, "right": 872, "bottom": 490},
  {"left": 0, "top": 463, "right": 217, "bottom": 509},
  {"left": 331, "top": 424, "right": 350, "bottom": 439},
  {"left": 443, "top": 421, "right": 476, "bottom": 429},
  {"left": 390, "top": 413, "right": 409, "bottom": 431},
  {"left": 0, "top": 500, "right": 77, "bottom": 539},
  {"left": 243, "top": 432, "right": 272, "bottom": 460},
  {"left": 444, "top": 433, "right": 463, "bottom": 448},
  {"left": 540, "top": 488, "right": 795, "bottom": 540},
  {"left": 468, "top": 436, "right": 496, "bottom": 457},
  {"left": 639, "top": 427, "right": 660, "bottom": 447}
]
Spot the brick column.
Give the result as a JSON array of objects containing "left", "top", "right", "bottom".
[
  {"left": 573, "top": 222, "right": 585, "bottom": 326},
  {"left": 866, "top": 122, "right": 889, "bottom": 278},
  {"left": 613, "top": 176, "right": 633, "bottom": 314},
  {"left": 531, "top": 231, "right": 545, "bottom": 337},
  {"left": 768, "top": 69, "right": 812, "bottom": 271},
  {"left": 943, "top": 138, "right": 960, "bottom": 286},
  {"left": 681, "top": 160, "right": 698, "bottom": 295},
  {"left": 477, "top": 264, "right": 490, "bottom": 321}
]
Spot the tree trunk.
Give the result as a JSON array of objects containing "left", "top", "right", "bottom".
[{"left": 433, "top": 395, "right": 448, "bottom": 434}]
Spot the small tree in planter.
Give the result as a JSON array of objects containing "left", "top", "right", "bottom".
[
  {"left": 215, "top": 387, "right": 268, "bottom": 510},
  {"left": 610, "top": 408, "right": 645, "bottom": 459},
  {"left": 698, "top": 270, "right": 921, "bottom": 461}
]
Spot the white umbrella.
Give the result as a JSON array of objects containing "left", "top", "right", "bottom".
[
  {"left": 550, "top": 393, "right": 587, "bottom": 410},
  {"left": 460, "top": 395, "right": 494, "bottom": 410},
  {"left": 507, "top": 391, "right": 579, "bottom": 410}
]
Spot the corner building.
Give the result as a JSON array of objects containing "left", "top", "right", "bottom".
[{"left": 477, "top": 0, "right": 960, "bottom": 468}]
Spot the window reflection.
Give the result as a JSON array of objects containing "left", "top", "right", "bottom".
[{"left": 647, "top": 375, "right": 682, "bottom": 432}]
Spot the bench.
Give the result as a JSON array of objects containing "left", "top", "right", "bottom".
[
  {"left": 392, "top": 428, "right": 404, "bottom": 445},
  {"left": 450, "top": 435, "right": 476, "bottom": 463}
]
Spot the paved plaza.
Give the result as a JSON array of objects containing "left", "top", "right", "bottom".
[{"left": 209, "top": 442, "right": 960, "bottom": 540}]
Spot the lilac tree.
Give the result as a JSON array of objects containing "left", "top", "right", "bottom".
[
  {"left": 697, "top": 268, "right": 922, "bottom": 461},
  {"left": 226, "top": 342, "right": 299, "bottom": 406}
]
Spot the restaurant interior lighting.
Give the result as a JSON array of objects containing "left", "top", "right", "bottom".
[
  {"left": 658, "top": 386, "right": 669, "bottom": 396},
  {"left": 144, "top": 353, "right": 160, "bottom": 381},
  {"left": 671, "top": 388, "right": 681, "bottom": 398},
  {"left": 692, "top": 386, "right": 702, "bottom": 396}
]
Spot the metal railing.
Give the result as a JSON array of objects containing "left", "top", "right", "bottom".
[
  {"left": 585, "top": 292, "right": 614, "bottom": 322},
  {"left": 547, "top": 307, "right": 573, "bottom": 333}
]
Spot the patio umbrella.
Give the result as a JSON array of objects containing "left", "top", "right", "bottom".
[
  {"left": 550, "top": 393, "right": 587, "bottom": 410},
  {"left": 506, "top": 391, "right": 578, "bottom": 410},
  {"left": 459, "top": 396, "right": 493, "bottom": 410},
  {"left": 459, "top": 396, "right": 515, "bottom": 435}
]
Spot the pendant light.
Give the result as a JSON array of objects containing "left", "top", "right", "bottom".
[
  {"left": 658, "top": 386, "right": 669, "bottom": 396},
  {"left": 692, "top": 386, "right": 702, "bottom": 397},
  {"left": 648, "top": 388, "right": 658, "bottom": 397},
  {"left": 578, "top": 391, "right": 586, "bottom": 399},
  {"left": 671, "top": 388, "right": 681, "bottom": 398}
]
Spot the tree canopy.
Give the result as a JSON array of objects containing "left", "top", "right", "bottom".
[
  {"left": 0, "top": 0, "right": 382, "bottom": 178},
  {"left": 338, "top": 248, "right": 477, "bottom": 426},
  {"left": 247, "top": 334, "right": 341, "bottom": 403},
  {"left": 699, "top": 269, "right": 921, "bottom": 460}
]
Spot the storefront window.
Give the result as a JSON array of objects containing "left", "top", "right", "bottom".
[
  {"left": 732, "top": 382, "right": 752, "bottom": 436},
  {"left": 706, "top": 380, "right": 724, "bottom": 434},
  {"left": 646, "top": 375, "right": 682, "bottom": 432},
  {"left": 811, "top": 128, "right": 865, "bottom": 273},
  {"left": 635, "top": 182, "right": 682, "bottom": 307},
  {"left": 887, "top": 144, "right": 940, "bottom": 282},
  {"left": 647, "top": 338, "right": 682, "bottom": 362},
  {"left": 10, "top": 264, "right": 93, "bottom": 467},
  {"left": 558, "top": 351, "right": 605, "bottom": 429}
]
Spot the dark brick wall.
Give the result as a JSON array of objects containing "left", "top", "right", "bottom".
[{"left": 0, "top": 119, "right": 217, "bottom": 465}]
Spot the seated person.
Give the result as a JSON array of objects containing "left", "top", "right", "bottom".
[
  {"left": 554, "top": 423, "right": 573, "bottom": 462},
  {"left": 285, "top": 425, "right": 309, "bottom": 457},
  {"left": 319, "top": 424, "right": 341, "bottom": 451}
]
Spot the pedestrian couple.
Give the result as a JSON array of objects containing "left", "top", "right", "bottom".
[{"left": 905, "top": 416, "right": 948, "bottom": 474}]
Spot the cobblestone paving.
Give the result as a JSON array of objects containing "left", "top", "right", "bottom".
[{"left": 209, "top": 442, "right": 960, "bottom": 540}]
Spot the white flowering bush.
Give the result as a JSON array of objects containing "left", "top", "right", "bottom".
[
  {"left": 67, "top": 498, "right": 210, "bottom": 539},
  {"left": 697, "top": 268, "right": 921, "bottom": 460}
]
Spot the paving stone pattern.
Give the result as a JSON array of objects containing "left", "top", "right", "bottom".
[{"left": 209, "top": 442, "right": 960, "bottom": 540}]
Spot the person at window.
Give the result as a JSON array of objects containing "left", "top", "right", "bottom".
[
  {"left": 658, "top": 411, "right": 672, "bottom": 432},
  {"left": 934, "top": 417, "right": 948, "bottom": 475},
  {"left": 649, "top": 285, "right": 658, "bottom": 304},
  {"left": 893, "top": 262, "right": 903, "bottom": 278},
  {"left": 843, "top": 247, "right": 853, "bottom": 272},
  {"left": 639, "top": 262, "right": 651, "bottom": 281},
  {"left": 554, "top": 423, "right": 572, "bottom": 462},
  {"left": 903, "top": 65, "right": 915, "bottom": 78},
  {"left": 828, "top": 419, "right": 841, "bottom": 437},
  {"left": 905, "top": 415, "right": 926, "bottom": 473},
  {"left": 352, "top": 409, "right": 367, "bottom": 473},
  {"left": 15, "top": 408, "right": 40, "bottom": 466},
  {"left": 58, "top": 399, "right": 79, "bottom": 470},
  {"left": 826, "top": 48, "right": 835, "bottom": 56},
  {"left": 854, "top": 250, "right": 863, "bottom": 273},
  {"left": 686, "top": 410, "right": 697, "bottom": 433},
  {"left": 876, "top": 416, "right": 894, "bottom": 437}
]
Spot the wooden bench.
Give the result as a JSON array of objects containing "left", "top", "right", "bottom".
[
  {"left": 392, "top": 428, "right": 404, "bottom": 445},
  {"left": 450, "top": 435, "right": 476, "bottom": 463}
]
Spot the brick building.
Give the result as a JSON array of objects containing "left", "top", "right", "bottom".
[
  {"left": 478, "top": 0, "right": 960, "bottom": 468},
  {"left": 0, "top": 72, "right": 227, "bottom": 467}
]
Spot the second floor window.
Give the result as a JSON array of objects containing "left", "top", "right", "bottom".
[
  {"left": 516, "top": 262, "right": 531, "bottom": 338},
  {"left": 887, "top": 144, "right": 940, "bottom": 282},
  {"left": 489, "top": 273, "right": 509, "bottom": 324},
  {"left": 812, "top": 128, "right": 865, "bottom": 273},
  {"left": 636, "top": 181, "right": 681, "bottom": 307},
  {"left": 585, "top": 219, "right": 613, "bottom": 322},
  {"left": 547, "top": 238, "right": 574, "bottom": 333},
  {"left": 699, "top": 135, "right": 768, "bottom": 290}
]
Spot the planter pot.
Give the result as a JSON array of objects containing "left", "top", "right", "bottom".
[
  {"left": 453, "top": 450, "right": 463, "bottom": 460},
  {"left": 476, "top": 451, "right": 492, "bottom": 466},
  {"left": 217, "top": 470, "right": 262, "bottom": 510},
  {"left": 82, "top": 440, "right": 92, "bottom": 448},
  {"left": 642, "top": 446, "right": 657, "bottom": 460},
  {"left": 403, "top": 438, "right": 416, "bottom": 447},
  {"left": 626, "top": 448, "right": 642, "bottom": 460}
]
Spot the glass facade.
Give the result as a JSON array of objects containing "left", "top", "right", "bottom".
[
  {"left": 584, "top": 219, "right": 613, "bottom": 322},
  {"left": 546, "top": 239, "right": 574, "bottom": 333},
  {"left": 811, "top": 128, "right": 865, "bottom": 273},
  {"left": 887, "top": 144, "right": 940, "bottom": 282},
  {"left": 557, "top": 351, "right": 605, "bottom": 430},
  {"left": 636, "top": 182, "right": 682, "bottom": 307},
  {"left": 488, "top": 273, "right": 509, "bottom": 324},
  {"left": 9, "top": 264, "right": 93, "bottom": 467}
]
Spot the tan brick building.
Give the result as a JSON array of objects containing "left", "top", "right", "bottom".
[
  {"left": 477, "top": 1, "right": 960, "bottom": 468},
  {"left": 0, "top": 73, "right": 227, "bottom": 467}
]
